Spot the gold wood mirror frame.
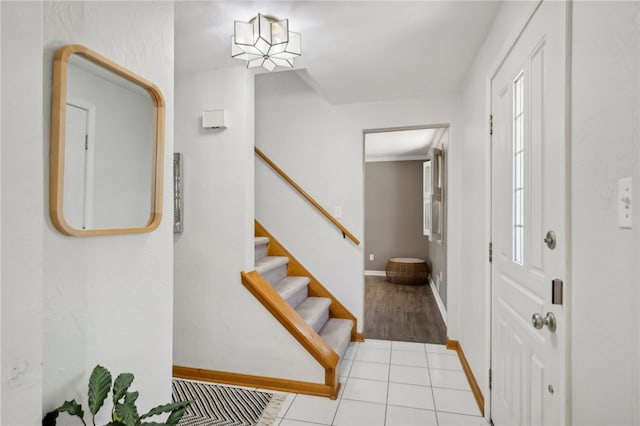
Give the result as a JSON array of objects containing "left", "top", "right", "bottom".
[{"left": 50, "top": 44, "right": 165, "bottom": 236}]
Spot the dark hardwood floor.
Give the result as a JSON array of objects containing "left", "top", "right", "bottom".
[{"left": 364, "top": 275, "right": 447, "bottom": 344}]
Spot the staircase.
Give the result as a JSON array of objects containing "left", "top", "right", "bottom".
[
  {"left": 254, "top": 236, "right": 354, "bottom": 360},
  {"left": 241, "top": 220, "right": 361, "bottom": 398}
]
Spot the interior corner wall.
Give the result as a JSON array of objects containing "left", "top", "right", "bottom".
[
  {"left": 173, "top": 67, "right": 324, "bottom": 383},
  {"left": 255, "top": 71, "right": 461, "bottom": 334},
  {"left": 364, "top": 160, "right": 429, "bottom": 271},
  {"left": 1, "top": 2, "right": 44, "bottom": 423},
  {"left": 41, "top": 2, "right": 175, "bottom": 422},
  {"left": 457, "top": 0, "right": 539, "bottom": 413},
  {"left": 428, "top": 129, "right": 449, "bottom": 307},
  {"left": 571, "top": 2, "right": 639, "bottom": 423}
]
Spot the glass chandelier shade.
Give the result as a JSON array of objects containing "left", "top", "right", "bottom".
[{"left": 231, "top": 14, "right": 301, "bottom": 72}]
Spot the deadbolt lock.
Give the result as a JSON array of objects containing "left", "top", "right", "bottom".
[{"left": 544, "top": 230, "right": 556, "bottom": 249}]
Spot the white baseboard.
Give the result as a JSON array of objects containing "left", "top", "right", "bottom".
[
  {"left": 364, "top": 270, "right": 386, "bottom": 277},
  {"left": 429, "top": 276, "right": 447, "bottom": 326}
]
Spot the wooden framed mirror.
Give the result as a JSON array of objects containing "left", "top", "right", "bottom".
[{"left": 50, "top": 44, "right": 165, "bottom": 236}]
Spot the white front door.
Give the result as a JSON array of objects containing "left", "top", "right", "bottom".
[{"left": 490, "top": 1, "right": 567, "bottom": 424}]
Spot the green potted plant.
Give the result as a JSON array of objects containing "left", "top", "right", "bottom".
[{"left": 43, "top": 365, "right": 191, "bottom": 426}]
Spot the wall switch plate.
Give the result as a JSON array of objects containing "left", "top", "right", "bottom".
[
  {"left": 369, "top": 254, "right": 374, "bottom": 261},
  {"left": 618, "top": 177, "right": 632, "bottom": 228}
]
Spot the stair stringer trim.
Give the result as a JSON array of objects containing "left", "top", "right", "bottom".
[
  {"left": 173, "top": 364, "right": 340, "bottom": 399},
  {"left": 240, "top": 270, "right": 340, "bottom": 398},
  {"left": 255, "top": 220, "right": 364, "bottom": 342}
]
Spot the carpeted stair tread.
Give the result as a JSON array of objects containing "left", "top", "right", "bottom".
[
  {"left": 272, "top": 276, "right": 310, "bottom": 308},
  {"left": 319, "top": 318, "right": 354, "bottom": 359},
  {"left": 255, "top": 256, "right": 288, "bottom": 273},
  {"left": 254, "top": 237, "right": 270, "bottom": 261},
  {"left": 254, "top": 236, "right": 269, "bottom": 246},
  {"left": 255, "top": 256, "right": 289, "bottom": 284},
  {"left": 295, "top": 297, "right": 332, "bottom": 333}
]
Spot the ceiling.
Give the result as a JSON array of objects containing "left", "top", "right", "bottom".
[
  {"left": 175, "top": 1, "right": 501, "bottom": 105},
  {"left": 364, "top": 127, "right": 446, "bottom": 162}
]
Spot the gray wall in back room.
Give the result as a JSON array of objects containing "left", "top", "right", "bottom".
[{"left": 365, "top": 160, "right": 429, "bottom": 271}]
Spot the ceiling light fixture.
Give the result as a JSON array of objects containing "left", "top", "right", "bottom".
[{"left": 231, "top": 13, "right": 301, "bottom": 72}]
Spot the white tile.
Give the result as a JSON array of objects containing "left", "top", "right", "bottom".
[
  {"left": 349, "top": 361, "right": 390, "bottom": 381},
  {"left": 425, "top": 343, "right": 452, "bottom": 354},
  {"left": 339, "top": 357, "right": 354, "bottom": 377},
  {"left": 427, "top": 352, "right": 463, "bottom": 371},
  {"left": 359, "top": 338, "right": 392, "bottom": 349},
  {"left": 432, "top": 388, "right": 481, "bottom": 416},
  {"left": 385, "top": 405, "right": 438, "bottom": 426},
  {"left": 387, "top": 382, "right": 435, "bottom": 410},
  {"left": 284, "top": 394, "right": 339, "bottom": 425},
  {"left": 391, "top": 349, "right": 428, "bottom": 367},
  {"left": 437, "top": 411, "right": 489, "bottom": 426},
  {"left": 429, "top": 369, "right": 471, "bottom": 391},
  {"left": 332, "top": 399, "right": 386, "bottom": 426},
  {"left": 392, "top": 341, "right": 427, "bottom": 352},
  {"left": 341, "top": 377, "right": 388, "bottom": 404},
  {"left": 343, "top": 343, "right": 359, "bottom": 360},
  {"left": 389, "top": 364, "right": 431, "bottom": 386},
  {"left": 278, "top": 419, "right": 329, "bottom": 426},
  {"left": 354, "top": 346, "right": 391, "bottom": 364}
]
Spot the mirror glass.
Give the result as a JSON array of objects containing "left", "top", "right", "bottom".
[{"left": 50, "top": 45, "right": 164, "bottom": 236}]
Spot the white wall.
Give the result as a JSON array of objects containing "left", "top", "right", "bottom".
[
  {"left": 40, "top": 1, "right": 175, "bottom": 423},
  {"left": 1, "top": 2, "right": 44, "bottom": 423},
  {"left": 255, "top": 71, "right": 461, "bottom": 334},
  {"left": 173, "top": 67, "right": 324, "bottom": 383},
  {"left": 571, "top": 2, "right": 639, "bottom": 424}
]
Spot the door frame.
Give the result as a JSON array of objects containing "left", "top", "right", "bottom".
[
  {"left": 362, "top": 123, "right": 451, "bottom": 331},
  {"left": 483, "top": 0, "right": 573, "bottom": 421}
]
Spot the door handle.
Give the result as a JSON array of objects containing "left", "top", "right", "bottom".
[{"left": 532, "top": 312, "right": 557, "bottom": 332}]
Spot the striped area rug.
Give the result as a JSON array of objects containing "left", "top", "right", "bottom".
[{"left": 172, "top": 379, "right": 286, "bottom": 426}]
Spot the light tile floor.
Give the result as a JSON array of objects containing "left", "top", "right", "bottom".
[{"left": 274, "top": 339, "right": 489, "bottom": 426}]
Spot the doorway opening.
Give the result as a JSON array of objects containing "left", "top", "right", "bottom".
[{"left": 363, "top": 125, "right": 449, "bottom": 344}]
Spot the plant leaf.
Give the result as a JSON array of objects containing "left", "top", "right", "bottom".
[
  {"left": 112, "top": 373, "right": 135, "bottom": 404},
  {"left": 140, "top": 401, "right": 191, "bottom": 419},
  {"left": 139, "top": 423, "right": 165, "bottom": 426},
  {"left": 113, "top": 395, "right": 139, "bottom": 426},
  {"left": 114, "top": 402, "right": 139, "bottom": 426},
  {"left": 165, "top": 405, "right": 189, "bottom": 426},
  {"left": 58, "top": 399, "right": 85, "bottom": 419},
  {"left": 124, "top": 391, "right": 139, "bottom": 405},
  {"left": 88, "top": 365, "right": 112, "bottom": 415}
]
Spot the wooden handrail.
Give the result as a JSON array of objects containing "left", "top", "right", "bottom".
[{"left": 255, "top": 147, "right": 361, "bottom": 245}]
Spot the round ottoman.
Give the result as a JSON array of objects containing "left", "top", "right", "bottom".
[{"left": 385, "top": 257, "right": 430, "bottom": 285}]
